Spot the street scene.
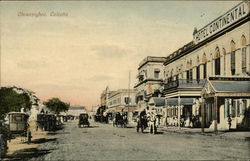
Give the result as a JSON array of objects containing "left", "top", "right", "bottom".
[
  {"left": 3, "top": 119, "right": 250, "bottom": 160},
  {"left": 1, "top": 1, "right": 250, "bottom": 160}
]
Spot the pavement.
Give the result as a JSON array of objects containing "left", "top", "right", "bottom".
[
  {"left": 126, "top": 121, "right": 250, "bottom": 141},
  {"left": 159, "top": 126, "right": 250, "bottom": 141}
]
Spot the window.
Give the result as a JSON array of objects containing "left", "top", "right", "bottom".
[
  {"left": 203, "top": 63, "right": 207, "bottom": 79},
  {"left": 242, "top": 47, "right": 247, "bottom": 73},
  {"left": 189, "top": 69, "right": 193, "bottom": 80},
  {"left": 215, "top": 57, "right": 220, "bottom": 75},
  {"left": 230, "top": 40, "right": 236, "bottom": 75},
  {"left": 154, "top": 69, "right": 160, "bottom": 79},
  {"left": 231, "top": 51, "right": 236, "bottom": 75},
  {"left": 196, "top": 65, "right": 200, "bottom": 81},
  {"left": 124, "top": 97, "right": 131, "bottom": 104}
]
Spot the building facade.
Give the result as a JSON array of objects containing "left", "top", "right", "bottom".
[
  {"left": 162, "top": 1, "right": 250, "bottom": 131},
  {"left": 134, "top": 56, "right": 166, "bottom": 110}
]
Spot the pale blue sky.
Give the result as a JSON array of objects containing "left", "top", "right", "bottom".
[{"left": 0, "top": 1, "right": 239, "bottom": 109}]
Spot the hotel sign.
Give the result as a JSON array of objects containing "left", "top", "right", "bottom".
[{"left": 194, "top": 1, "right": 250, "bottom": 44}]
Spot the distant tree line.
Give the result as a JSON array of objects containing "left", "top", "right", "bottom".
[{"left": 44, "top": 98, "right": 70, "bottom": 114}]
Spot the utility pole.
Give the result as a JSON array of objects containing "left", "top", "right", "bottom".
[
  {"left": 178, "top": 95, "right": 181, "bottom": 129},
  {"left": 127, "top": 71, "right": 131, "bottom": 120}
]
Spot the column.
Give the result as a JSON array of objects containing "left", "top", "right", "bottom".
[
  {"left": 178, "top": 96, "right": 181, "bottom": 129},
  {"left": 220, "top": 55, "right": 224, "bottom": 76},
  {"left": 207, "top": 60, "right": 212, "bottom": 77},
  {"left": 200, "top": 64, "right": 204, "bottom": 80},
  {"left": 193, "top": 67, "right": 197, "bottom": 81},
  {"left": 183, "top": 71, "right": 187, "bottom": 79},
  {"left": 235, "top": 48, "right": 242, "bottom": 75},
  {"left": 225, "top": 53, "right": 231, "bottom": 76},
  {"left": 223, "top": 55, "right": 226, "bottom": 76},
  {"left": 246, "top": 45, "right": 250, "bottom": 73},
  {"left": 201, "top": 98, "right": 205, "bottom": 133},
  {"left": 214, "top": 97, "right": 218, "bottom": 133}
]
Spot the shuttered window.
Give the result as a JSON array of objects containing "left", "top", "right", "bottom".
[
  {"left": 231, "top": 51, "right": 236, "bottom": 75},
  {"left": 203, "top": 63, "right": 207, "bottom": 79},
  {"left": 215, "top": 57, "right": 220, "bottom": 75},
  {"left": 242, "top": 47, "right": 247, "bottom": 73}
]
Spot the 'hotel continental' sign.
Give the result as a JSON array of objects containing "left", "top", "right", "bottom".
[{"left": 194, "top": 1, "right": 249, "bottom": 44}]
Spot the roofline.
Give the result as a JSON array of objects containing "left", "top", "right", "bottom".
[
  {"left": 164, "top": 14, "right": 250, "bottom": 66},
  {"left": 138, "top": 56, "right": 166, "bottom": 70}
]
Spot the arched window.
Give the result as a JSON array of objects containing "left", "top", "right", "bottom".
[
  {"left": 202, "top": 53, "right": 207, "bottom": 78},
  {"left": 241, "top": 35, "right": 247, "bottom": 73},
  {"left": 222, "top": 48, "right": 226, "bottom": 75},
  {"left": 241, "top": 35, "right": 247, "bottom": 46},
  {"left": 214, "top": 47, "right": 221, "bottom": 75},
  {"left": 230, "top": 40, "right": 236, "bottom": 75}
]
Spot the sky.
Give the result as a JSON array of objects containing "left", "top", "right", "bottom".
[{"left": 0, "top": 1, "right": 239, "bottom": 110}]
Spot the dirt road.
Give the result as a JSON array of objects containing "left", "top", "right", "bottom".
[{"left": 24, "top": 119, "right": 250, "bottom": 160}]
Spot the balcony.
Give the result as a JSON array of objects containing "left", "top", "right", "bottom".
[{"left": 164, "top": 79, "right": 205, "bottom": 90}]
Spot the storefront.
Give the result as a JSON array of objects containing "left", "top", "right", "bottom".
[{"left": 201, "top": 77, "right": 250, "bottom": 132}]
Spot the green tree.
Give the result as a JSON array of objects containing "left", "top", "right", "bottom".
[
  {"left": 44, "top": 98, "right": 70, "bottom": 114},
  {"left": 0, "top": 87, "right": 32, "bottom": 119}
]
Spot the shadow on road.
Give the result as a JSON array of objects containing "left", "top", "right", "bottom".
[
  {"left": 47, "top": 131, "right": 70, "bottom": 135},
  {"left": 4, "top": 148, "right": 54, "bottom": 161},
  {"left": 78, "top": 125, "right": 99, "bottom": 128},
  {"left": 30, "top": 138, "right": 57, "bottom": 144}
]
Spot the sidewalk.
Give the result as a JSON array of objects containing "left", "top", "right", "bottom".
[{"left": 159, "top": 126, "right": 250, "bottom": 141}]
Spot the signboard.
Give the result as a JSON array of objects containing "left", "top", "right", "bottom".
[{"left": 194, "top": 1, "right": 249, "bottom": 44}]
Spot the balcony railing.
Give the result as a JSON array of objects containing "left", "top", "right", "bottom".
[{"left": 164, "top": 79, "right": 205, "bottom": 90}]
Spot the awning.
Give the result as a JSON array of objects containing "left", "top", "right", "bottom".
[
  {"left": 211, "top": 81, "right": 250, "bottom": 93},
  {"left": 149, "top": 97, "right": 165, "bottom": 107},
  {"left": 165, "top": 98, "right": 194, "bottom": 106},
  {"left": 202, "top": 77, "right": 250, "bottom": 98}
]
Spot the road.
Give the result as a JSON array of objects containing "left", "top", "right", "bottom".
[{"left": 28, "top": 120, "right": 249, "bottom": 160}]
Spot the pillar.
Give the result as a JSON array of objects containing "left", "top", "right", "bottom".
[
  {"left": 207, "top": 60, "right": 212, "bottom": 77},
  {"left": 178, "top": 96, "right": 181, "bottom": 129},
  {"left": 235, "top": 48, "right": 242, "bottom": 75},
  {"left": 214, "top": 96, "right": 218, "bottom": 133},
  {"left": 201, "top": 98, "right": 205, "bottom": 133},
  {"left": 225, "top": 53, "right": 231, "bottom": 76},
  {"left": 200, "top": 64, "right": 204, "bottom": 80},
  {"left": 246, "top": 44, "right": 250, "bottom": 73}
]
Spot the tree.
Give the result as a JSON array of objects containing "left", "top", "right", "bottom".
[
  {"left": 44, "top": 98, "right": 70, "bottom": 114},
  {"left": 0, "top": 87, "right": 32, "bottom": 119}
]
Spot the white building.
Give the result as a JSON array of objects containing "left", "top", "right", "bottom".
[
  {"left": 134, "top": 56, "right": 166, "bottom": 110},
  {"left": 67, "top": 106, "right": 86, "bottom": 116},
  {"left": 162, "top": 1, "right": 250, "bottom": 131}
]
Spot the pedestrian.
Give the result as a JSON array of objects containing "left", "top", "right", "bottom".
[{"left": 228, "top": 114, "right": 232, "bottom": 131}]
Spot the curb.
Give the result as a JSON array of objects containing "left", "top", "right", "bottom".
[{"left": 160, "top": 128, "right": 249, "bottom": 141}]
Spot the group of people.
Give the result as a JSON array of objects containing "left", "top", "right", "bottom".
[{"left": 113, "top": 112, "right": 127, "bottom": 127}]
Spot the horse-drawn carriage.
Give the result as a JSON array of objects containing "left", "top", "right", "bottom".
[
  {"left": 78, "top": 113, "right": 90, "bottom": 128},
  {"left": 8, "top": 112, "right": 32, "bottom": 142},
  {"left": 113, "top": 112, "right": 127, "bottom": 128},
  {"left": 37, "top": 114, "right": 57, "bottom": 131}
]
